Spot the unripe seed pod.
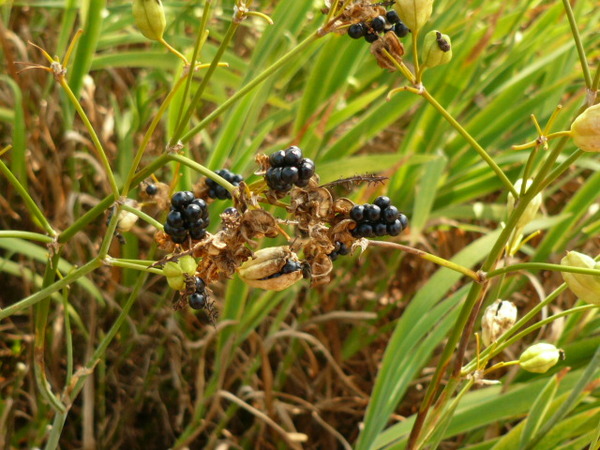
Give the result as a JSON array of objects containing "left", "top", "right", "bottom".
[
  {"left": 167, "top": 275, "right": 185, "bottom": 291},
  {"left": 422, "top": 30, "right": 452, "bottom": 68},
  {"left": 561, "top": 251, "right": 600, "bottom": 305},
  {"left": 163, "top": 261, "right": 182, "bottom": 278},
  {"left": 238, "top": 246, "right": 303, "bottom": 291},
  {"left": 570, "top": 103, "right": 600, "bottom": 152},
  {"left": 481, "top": 300, "right": 517, "bottom": 347},
  {"left": 133, "top": 0, "right": 166, "bottom": 41},
  {"left": 519, "top": 343, "right": 563, "bottom": 374},
  {"left": 116, "top": 209, "right": 139, "bottom": 232},
  {"left": 507, "top": 179, "right": 542, "bottom": 229},
  {"left": 393, "top": 0, "right": 434, "bottom": 34},
  {"left": 179, "top": 255, "right": 197, "bottom": 277}
]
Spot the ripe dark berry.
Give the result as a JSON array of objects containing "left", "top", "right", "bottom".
[
  {"left": 296, "top": 178, "right": 310, "bottom": 188},
  {"left": 382, "top": 205, "right": 399, "bottom": 223},
  {"left": 171, "top": 191, "right": 195, "bottom": 210},
  {"left": 393, "top": 21, "right": 410, "bottom": 38},
  {"left": 338, "top": 242, "right": 350, "bottom": 256},
  {"left": 284, "top": 146, "right": 303, "bottom": 166},
  {"left": 167, "top": 210, "right": 185, "bottom": 228},
  {"left": 171, "top": 233, "right": 188, "bottom": 244},
  {"left": 232, "top": 174, "right": 243, "bottom": 183},
  {"left": 189, "top": 293, "right": 206, "bottom": 310},
  {"left": 145, "top": 184, "right": 158, "bottom": 196},
  {"left": 386, "top": 10, "right": 400, "bottom": 24},
  {"left": 281, "top": 166, "right": 299, "bottom": 184},
  {"left": 387, "top": 219, "right": 403, "bottom": 236},
  {"left": 399, "top": 213, "right": 408, "bottom": 230},
  {"left": 184, "top": 203, "right": 202, "bottom": 222},
  {"left": 223, "top": 207, "right": 239, "bottom": 217},
  {"left": 164, "top": 222, "right": 185, "bottom": 237},
  {"left": 298, "top": 158, "right": 315, "bottom": 180},
  {"left": 365, "top": 31, "right": 379, "bottom": 43},
  {"left": 350, "top": 205, "right": 365, "bottom": 221},
  {"left": 371, "top": 15, "right": 386, "bottom": 32},
  {"left": 374, "top": 222, "right": 388, "bottom": 236},
  {"left": 357, "top": 223, "right": 374, "bottom": 237},
  {"left": 194, "top": 277, "right": 206, "bottom": 292},
  {"left": 190, "top": 227, "right": 206, "bottom": 240},
  {"left": 269, "top": 150, "right": 286, "bottom": 167},
  {"left": 364, "top": 204, "right": 381, "bottom": 222},
  {"left": 348, "top": 22, "right": 366, "bottom": 39},
  {"left": 281, "top": 260, "right": 301, "bottom": 274},
  {"left": 214, "top": 185, "right": 230, "bottom": 200},
  {"left": 374, "top": 196, "right": 391, "bottom": 210}
]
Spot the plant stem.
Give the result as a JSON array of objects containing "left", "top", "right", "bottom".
[
  {"left": 181, "top": 32, "right": 320, "bottom": 143},
  {"left": 120, "top": 203, "right": 164, "bottom": 231},
  {"left": 167, "top": 153, "right": 235, "bottom": 192},
  {"left": 420, "top": 89, "right": 518, "bottom": 197},
  {"left": 0, "top": 158, "right": 57, "bottom": 237},
  {"left": 105, "top": 257, "right": 164, "bottom": 275},
  {"left": 561, "top": 0, "right": 592, "bottom": 89},
  {"left": 487, "top": 262, "right": 600, "bottom": 278},
  {"left": 59, "top": 79, "right": 120, "bottom": 198},
  {"left": 368, "top": 240, "right": 482, "bottom": 282},
  {"left": 0, "top": 231, "right": 54, "bottom": 243}
]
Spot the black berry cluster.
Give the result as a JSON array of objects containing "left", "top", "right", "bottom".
[
  {"left": 328, "top": 241, "right": 350, "bottom": 261},
  {"left": 347, "top": 10, "right": 410, "bottom": 42},
  {"left": 188, "top": 276, "right": 207, "bottom": 310},
  {"left": 206, "top": 169, "right": 243, "bottom": 200},
  {"left": 265, "top": 146, "right": 315, "bottom": 192},
  {"left": 164, "top": 191, "right": 210, "bottom": 244},
  {"left": 350, "top": 196, "right": 408, "bottom": 238}
]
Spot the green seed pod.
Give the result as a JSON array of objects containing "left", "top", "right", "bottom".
[
  {"left": 394, "top": 0, "right": 434, "bottom": 34},
  {"left": 561, "top": 251, "right": 600, "bottom": 305},
  {"left": 167, "top": 274, "right": 185, "bottom": 291},
  {"left": 507, "top": 179, "right": 543, "bottom": 229},
  {"left": 238, "top": 246, "right": 303, "bottom": 291},
  {"left": 179, "top": 255, "right": 197, "bottom": 277},
  {"left": 133, "top": 0, "right": 166, "bottom": 41},
  {"left": 163, "top": 261, "right": 183, "bottom": 278},
  {"left": 519, "top": 343, "right": 562, "bottom": 374},
  {"left": 422, "top": 30, "right": 452, "bottom": 68},
  {"left": 481, "top": 299, "right": 518, "bottom": 347},
  {"left": 570, "top": 103, "right": 600, "bottom": 152}
]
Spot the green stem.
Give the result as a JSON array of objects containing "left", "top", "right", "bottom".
[
  {"left": 120, "top": 203, "right": 164, "bottom": 231},
  {"left": 420, "top": 89, "right": 518, "bottom": 197},
  {"left": 168, "top": 153, "right": 235, "bottom": 192},
  {"left": 0, "top": 158, "right": 57, "bottom": 237},
  {"left": 59, "top": 79, "right": 120, "bottom": 198},
  {"left": 171, "top": 22, "right": 239, "bottom": 146},
  {"left": 0, "top": 258, "right": 101, "bottom": 321},
  {"left": 105, "top": 257, "right": 164, "bottom": 275},
  {"left": 0, "top": 231, "right": 54, "bottom": 243},
  {"left": 561, "top": 0, "right": 592, "bottom": 89},
  {"left": 487, "top": 262, "right": 600, "bottom": 278},
  {"left": 181, "top": 32, "right": 320, "bottom": 143},
  {"left": 121, "top": 75, "right": 188, "bottom": 196},
  {"left": 368, "top": 240, "right": 482, "bottom": 282}
]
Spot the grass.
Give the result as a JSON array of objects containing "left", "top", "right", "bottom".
[{"left": 0, "top": 0, "right": 599, "bottom": 448}]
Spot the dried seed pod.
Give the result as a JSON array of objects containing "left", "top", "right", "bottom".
[
  {"left": 133, "top": 0, "right": 166, "bottom": 41},
  {"left": 561, "top": 251, "right": 600, "bottom": 305},
  {"left": 370, "top": 31, "right": 405, "bottom": 71},
  {"left": 481, "top": 300, "right": 518, "bottom": 347},
  {"left": 238, "top": 246, "right": 303, "bottom": 291},
  {"left": 519, "top": 343, "right": 563, "bottom": 374},
  {"left": 116, "top": 202, "right": 140, "bottom": 232},
  {"left": 570, "top": 103, "right": 600, "bottom": 152},
  {"left": 422, "top": 30, "right": 452, "bottom": 68},
  {"left": 394, "top": 0, "right": 433, "bottom": 34}
]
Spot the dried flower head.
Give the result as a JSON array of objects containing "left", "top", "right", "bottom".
[{"left": 481, "top": 299, "right": 518, "bottom": 347}]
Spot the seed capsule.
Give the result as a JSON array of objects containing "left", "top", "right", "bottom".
[
  {"left": 519, "top": 343, "right": 563, "bottom": 374},
  {"left": 561, "top": 251, "right": 600, "bottom": 305},
  {"left": 422, "top": 30, "right": 452, "bottom": 69},
  {"left": 481, "top": 300, "right": 518, "bottom": 347},
  {"left": 394, "top": 0, "right": 434, "bottom": 34},
  {"left": 132, "top": 0, "right": 166, "bottom": 42},
  {"left": 237, "top": 246, "right": 303, "bottom": 291},
  {"left": 570, "top": 103, "right": 600, "bottom": 152},
  {"left": 507, "top": 179, "right": 543, "bottom": 229}
]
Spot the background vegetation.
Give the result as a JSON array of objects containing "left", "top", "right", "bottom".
[{"left": 0, "top": 0, "right": 599, "bottom": 448}]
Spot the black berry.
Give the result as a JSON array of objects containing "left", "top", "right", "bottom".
[
  {"left": 171, "top": 191, "right": 195, "bottom": 210},
  {"left": 145, "top": 184, "right": 158, "bottom": 196},
  {"left": 194, "top": 277, "right": 206, "bottom": 292},
  {"left": 350, "top": 205, "right": 365, "bottom": 221},
  {"left": 281, "top": 166, "right": 299, "bottom": 184},
  {"left": 365, "top": 31, "right": 379, "bottom": 43},
  {"left": 281, "top": 260, "right": 301, "bottom": 274},
  {"left": 189, "top": 293, "right": 206, "bottom": 309},
  {"left": 374, "top": 196, "right": 391, "bottom": 210},
  {"left": 348, "top": 22, "right": 366, "bottom": 39},
  {"left": 206, "top": 169, "right": 243, "bottom": 200},
  {"left": 356, "top": 223, "right": 374, "bottom": 237},
  {"left": 399, "top": 213, "right": 408, "bottom": 230},
  {"left": 386, "top": 10, "right": 400, "bottom": 24},
  {"left": 387, "top": 219, "right": 403, "bottom": 236},
  {"left": 298, "top": 159, "right": 315, "bottom": 180},
  {"left": 284, "top": 146, "right": 303, "bottom": 166},
  {"left": 269, "top": 150, "right": 286, "bottom": 167},
  {"left": 393, "top": 21, "right": 410, "bottom": 38},
  {"left": 184, "top": 203, "right": 202, "bottom": 222},
  {"left": 167, "top": 210, "right": 185, "bottom": 228},
  {"left": 364, "top": 204, "right": 381, "bottom": 222},
  {"left": 190, "top": 227, "right": 206, "bottom": 240},
  {"left": 371, "top": 16, "right": 386, "bottom": 32}
]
